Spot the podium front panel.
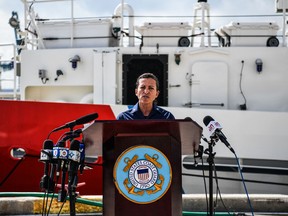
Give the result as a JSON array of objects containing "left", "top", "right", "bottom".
[{"left": 103, "top": 133, "right": 182, "bottom": 216}]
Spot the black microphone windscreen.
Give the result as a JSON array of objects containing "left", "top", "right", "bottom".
[
  {"left": 203, "top": 115, "right": 214, "bottom": 126},
  {"left": 57, "top": 141, "right": 65, "bottom": 147},
  {"left": 70, "top": 140, "right": 80, "bottom": 150},
  {"left": 43, "top": 139, "right": 54, "bottom": 149},
  {"left": 184, "top": 117, "right": 192, "bottom": 121},
  {"left": 75, "top": 113, "right": 98, "bottom": 125}
]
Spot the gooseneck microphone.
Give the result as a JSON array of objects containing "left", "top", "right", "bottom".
[
  {"left": 203, "top": 115, "right": 235, "bottom": 154},
  {"left": 51, "top": 112, "right": 98, "bottom": 132},
  {"left": 60, "top": 129, "right": 83, "bottom": 142}
]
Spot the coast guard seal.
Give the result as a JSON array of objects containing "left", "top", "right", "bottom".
[{"left": 113, "top": 145, "right": 172, "bottom": 204}]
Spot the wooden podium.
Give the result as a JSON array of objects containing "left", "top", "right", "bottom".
[{"left": 83, "top": 119, "right": 202, "bottom": 216}]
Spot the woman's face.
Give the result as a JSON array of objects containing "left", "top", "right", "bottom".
[{"left": 135, "top": 78, "right": 159, "bottom": 105}]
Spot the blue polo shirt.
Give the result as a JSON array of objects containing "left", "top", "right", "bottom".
[{"left": 117, "top": 103, "right": 175, "bottom": 120}]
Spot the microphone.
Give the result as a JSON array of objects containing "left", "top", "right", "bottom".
[
  {"left": 40, "top": 139, "right": 54, "bottom": 162},
  {"left": 53, "top": 143, "right": 69, "bottom": 160},
  {"left": 68, "top": 141, "right": 81, "bottom": 163},
  {"left": 40, "top": 139, "right": 53, "bottom": 191},
  {"left": 51, "top": 112, "right": 98, "bottom": 132},
  {"left": 53, "top": 141, "right": 69, "bottom": 177},
  {"left": 53, "top": 141, "right": 69, "bottom": 201},
  {"left": 68, "top": 140, "right": 81, "bottom": 188},
  {"left": 203, "top": 116, "right": 235, "bottom": 154}
]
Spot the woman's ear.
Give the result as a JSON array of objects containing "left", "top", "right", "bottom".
[{"left": 156, "top": 90, "right": 160, "bottom": 98}]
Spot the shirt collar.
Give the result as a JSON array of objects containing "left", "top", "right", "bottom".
[{"left": 131, "top": 102, "right": 161, "bottom": 115}]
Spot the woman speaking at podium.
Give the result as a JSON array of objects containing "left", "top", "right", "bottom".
[{"left": 117, "top": 73, "right": 175, "bottom": 120}]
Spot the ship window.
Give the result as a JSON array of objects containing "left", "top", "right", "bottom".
[{"left": 10, "top": 148, "right": 26, "bottom": 159}]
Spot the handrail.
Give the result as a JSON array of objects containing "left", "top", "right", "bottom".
[{"left": 0, "top": 43, "right": 20, "bottom": 100}]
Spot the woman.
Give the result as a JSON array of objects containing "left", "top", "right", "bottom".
[{"left": 117, "top": 73, "right": 175, "bottom": 120}]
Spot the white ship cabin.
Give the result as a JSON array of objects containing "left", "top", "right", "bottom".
[{"left": 1, "top": 0, "right": 288, "bottom": 114}]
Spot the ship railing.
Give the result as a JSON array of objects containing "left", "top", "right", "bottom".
[
  {"left": 0, "top": 43, "right": 20, "bottom": 100},
  {"left": 20, "top": 0, "right": 287, "bottom": 49},
  {"left": 22, "top": 0, "right": 125, "bottom": 49}
]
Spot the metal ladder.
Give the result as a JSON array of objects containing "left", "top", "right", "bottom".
[
  {"left": 191, "top": 1, "right": 211, "bottom": 47},
  {"left": 0, "top": 43, "right": 20, "bottom": 100}
]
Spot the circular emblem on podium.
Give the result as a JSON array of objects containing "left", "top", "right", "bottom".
[{"left": 113, "top": 145, "right": 172, "bottom": 204}]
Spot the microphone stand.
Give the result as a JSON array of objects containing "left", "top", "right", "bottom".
[
  {"left": 56, "top": 140, "right": 68, "bottom": 203},
  {"left": 204, "top": 136, "right": 217, "bottom": 216},
  {"left": 58, "top": 160, "right": 68, "bottom": 202},
  {"left": 68, "top": 135, "right": 79, "bottom": 216},
  {"left": 68, "top": 173, "right": 78, "bottom": 216}
]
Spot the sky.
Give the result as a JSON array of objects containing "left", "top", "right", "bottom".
[{"left": 0, "top": 0, "right": 284, "bottom": 59}]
